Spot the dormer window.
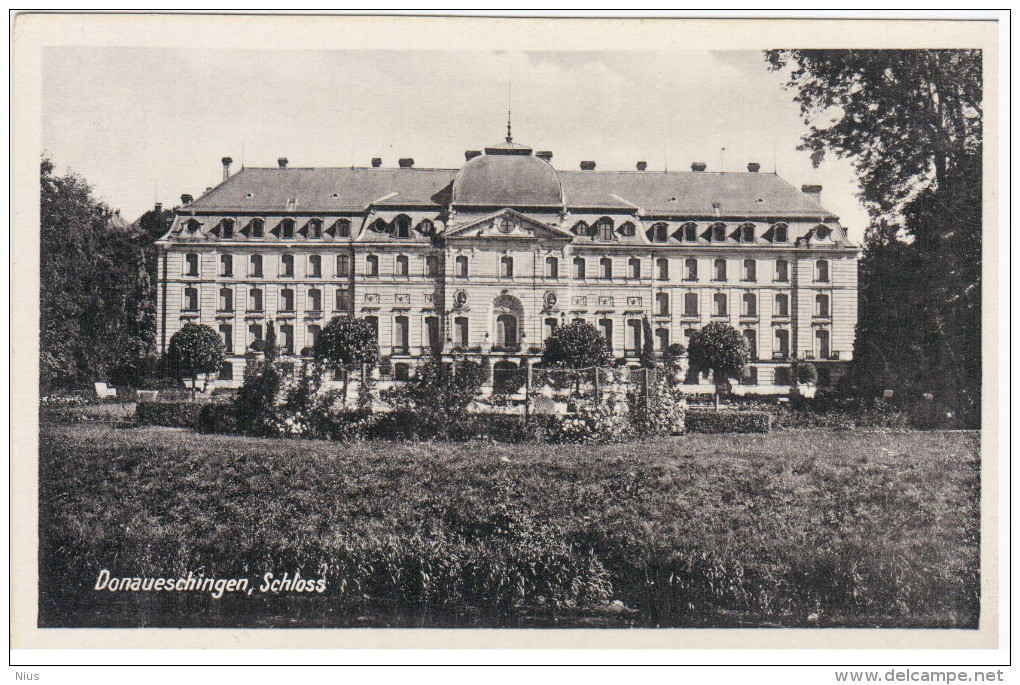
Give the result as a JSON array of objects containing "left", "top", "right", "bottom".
[
  {"left": 221, "top": 218, "right": 234, "bottom": 239},
  {"left": 772, "top": 222, "right": 789, "bottom": 243},
  {"left": 571, "top": 221, "right": 590, "bottom": 237},
  {"left": 185, "top": 219, "right": 201, "bottom": 233},
  {"left": 250, "top": 218, "right": 265, "bottom": 239},
  {"left": 681, "top": 222, "right": 698, "bottom": 242},
  {"left": 369, "top": 218, "right": 388, "bottom": 233},
  {"left": 711, "top": 222, "right": 727, "bottom": 242},
  {"left": 416, "top": 219, "right": 434, "bottom": 235},
  {"left": 394, "top": 215, "right": 412, "bottom": 238},
  {"left": 596, "top": 217, "right": 615, "bottom": 241},
  {"left": 308, "top": 218, "right": 323, "bottom": 239},
  {"left": 814, "top": 224, "right": 831, "bottom": 240},
  {"left": 618, "top": 221, "right": 636, "bottom": 237},
  {"left": 740, "top": 223, "right": 755, "bottom": 243},
  {"left": 280, "top": 218, "right": 295, "bottom": 239},
  {"left": 334, "top": 218, "right": 351, "bottom": 238},
  {"left": 650, "top": 222, "right": 669, "bottom": 243}
]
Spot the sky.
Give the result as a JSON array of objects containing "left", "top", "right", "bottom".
[{"left": 42, "top": 47, "right": 870, "bottom": 241}]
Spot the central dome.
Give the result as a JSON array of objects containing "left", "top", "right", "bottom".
[{"left": 452, "top": 141, "right": 563, "bottom": 208}]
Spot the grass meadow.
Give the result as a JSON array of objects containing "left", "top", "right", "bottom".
[{"left": 38, "top": 424, "right": 980, "bottom": 628}]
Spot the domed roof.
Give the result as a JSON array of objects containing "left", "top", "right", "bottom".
[{"left": 452, "top": 139, "right": 563, "bottom": 207}]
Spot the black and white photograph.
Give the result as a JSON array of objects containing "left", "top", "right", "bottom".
[{"left": 11, "top": 11, "right": 1004, "bottom": 668}]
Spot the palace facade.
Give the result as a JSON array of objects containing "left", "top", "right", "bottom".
[{"left": 156, "top": 133, "right": 858, "bottom": 391}]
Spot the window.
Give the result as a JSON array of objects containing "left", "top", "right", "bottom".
[
  {"left": 279, "top": 323, "right": 294, "bottom": 355},
  {"left": 816, "top": 329, "right": 831, "bottom": 358},
  {"left": 596, "top": 217, "right": 615, "bottom": 241},
  {"left": 655, "top": 328, "right": 669, "bottom": 351},
  {"left": 683, "top": 222, "right": 698, "bottom": 242},
  {"left": 773, "top": 223, "right": 788, "bottom": 243},
  {"left": 626, "top": 319, "right": 642, "bottom": 355},
  {"left": 743, "top": 329, "right": 757, "bottom": 358},
  {"left": 335, "top": 288, "right": 351, "bottom": 312},
  {"left": 599, "top": 257, "right": 612, "bottom": 280},
  {"left": 544, "top": 317, "right": 558, "bottom": 341},
  {"left": 303, "top": 219, "right": 320, "bottom": 239},
  {"left": 185, "top": 219, "right": 201, "bottom": 233},
  {"left": 335, "top": 219, "right": 351, "bottom": 238},
  {"left": 742, "top": 259, "right": 756, "bottom": 282},
  {"left": 365, "top": 315, "right": 379, "bottom": 340},
  {"left": 336, "top": 254, "right": 350, "bottom": 277},
  {"left": 249, "top": 288, "right": 263, "bottom": 312},
  {"left": 250, "top": 218, "right": 265, "bottom": 238},
  {"left": 248, "top": 323, "right": 263, "bottom": 348},
  {"left": 628, "top": 257, "right": 641, "bottom": 279},
  {"left": 651, "top": 222, "right": 669, "bottom": 243},
  {"left": 655, "top": 292, "right": 669, "bottom": 316},
  {"left": 775, "top": 259, "right": 789, "bottom": 282},
  {"left": 500, "top": 255, "right": 514, "bottom": 278},
  {"left": 619, "top": 222, "right": 636, "bottom": 237},
  {"left": 280, "top": 219, "right": 295, "bottom": 239},
  {"left": 455, "top": 255, "right": 469, "bottom": 277},
  {"left": 184, "top": 253, "right": 199, "bottom": 276},
  {"left": 366, "top": 254, "right": 379, "bottom": 276},
  {"left": 573, "top": 317, "right": 587, "bottom": 326},
  {"left": 775, "top": 293, "right": 790, "bottom": 317},
  {"left": 816, "top": 259, "right": 830, "bottom": 283},
  {"left": 219, "top": 361, "right": 234, "bottom": 381},
  {"left": 713, "top": 292, "right": 728, "bottom": 316},
  {"left": 417, "top": 219, "right": 435, "bottom": 236},
  {"left": 218, "top": 287, "right": 233, "bottom": 312},
  {"left": 394, "top": 363, "right": 410, "bottom": 381},
  {"left": 396, "top": 255, "right": 409, "bottom": 276},
  {"left": 573, "top": 257, "right": 586, "bottom": 279},
  {"left": 775, "top": 329, "right": 790, "bottom": 358},
  {"left": 280, "top": 254, "right": 294, "bottom": 277},
  {"left": 712, "top": 223, "right": 727, "bottom": 242},
  {"left": 308, "top": 254, "right": 322, "bottom": 277},
  {"left": 219, "top": 324, "right": 233, "bottom": 354},
  {"left": 307, "top": 324, "right": 321, "bottom": 350},
  {"left": 426, "top": 255, "right": 440, "bottom": 277},
  {"left": 685, "top": 258, "right": 698, "bottom": 281},
  {"left": 816, "top": 293, "right": 830, "bottom": 317},
  {"left": 393, "top": 315, "right": 409, "bottom": 352},
  {"left": 714, "top": 258, "right": 727, "bottom": 281},
  {"left": 774, "top": 365, "right": 791, "bottom": 385},
  {"left": 183, "top": 286, "right": 198, "bottom": 312},
  {"left": 656, "top": 258, "right": 669, "bottom": 281},
  {"left": 249, "top": 254, "right": 263, "bottom": 277},
  {"left": 598, "top": 318, "right": 614, "bottom": 348},
  {"left": 741, "top": 224, "right": 755, "bottom": 243},
  {"left": 307, "top": 288, "right": 322, "bottom": 312},
  {"left": 219, "top": 254, "right": 233, "bottom": 277},
  {"left": 743, "top": 366, "right": 758, "bottom": 386},
  {"left": 571, "top": 221, "right": 589, "bottom": 236},
  {"left": 280, "top": 288, "right": 295, "bottom": 312},
  {"left": 545, "top": 256, "right": 559, "bottom": 279},
  {"left": 454, "top": 316, "right": 469, "bottom": 347},
  {"left": 496, "top": 314, "right": 517, "bottom": 347},
  {"left": 742, "top": 292, "right": 757, "bottom": 317},
  {"left": 425, "top": 316, "right": 440, "bottom": 350},
  {"left": 221, "top": 219, "right": 234, "bottom": 239},
  {"left": 684, "top": 292, "right": 699, "bottom": 316},
  {"left": 394, "top": 215, "right": 412, "bottom": 238}
]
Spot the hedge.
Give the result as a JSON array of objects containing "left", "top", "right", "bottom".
[
  {"left": 135, "top": 401, "right": 206, "bottom": 428},
  {"left": 686, "top": 410, "right": 772, "bottom": 433}
]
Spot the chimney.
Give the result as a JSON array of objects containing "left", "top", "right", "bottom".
[
  {"left": 580, "top": 161, "right": 596, "bottom": 171},
  {"left": 636, "top": 161, "right": 647, "bottom": 171},
  {"left": 536, "top": 151, "right": 553, "bottom": 162},
  {"left": 181, "top": 194, "right": 193, "bottom": 205},
  {"left": 277, "top": 157, "right": 289, "bottom": 169},
  {"left": 371, "top": 157, "right": 382, "bottom": 168},
  {"left": 221, "top": 156, "right": 233, "bottom": 181},
  {"left": 712, "top": 201, "right": 721, "bottom": 216},
  {"left": 154, "top": 202, "right": 162, "bottom": 213},
  {"left": 801, "top": 184, "right": 823, "bottom": 204},
  {"left": 465, "top": 150, "right": 482, "bottom": 161},
  {"left": 691, "top": 162, "right": 707, "bottom": 172},
  {"left": 747, "top": 162, "right": 760, "bottom": 173},
  {"left": 398, "top": 158, "right": 414, "bottom": 168}
]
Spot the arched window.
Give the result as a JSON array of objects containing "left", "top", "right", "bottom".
[
  {"left": 713, "top": 292, "right": 728, "bottom": 316},
  {"left": 596, "top": 217, "right": 615, "bottom": 241},
  {"left": 571, "top": 221, "right": 590, "bottom": 236},
  {"left": 416, "top": 219, "right": 434, "bottom": 235},
  {"left": 685, "top": 258, "right": 698, "bottom": 281},
  {"left": 740, "top": 223, "right": 755, "bottom": 243},
  {"left": 598, "top": 318, "right": 614, "bottom": 348},
  {"left": 545, "top": 256, "right": 559, "bottom": 278},
  {"left": 395, "top": 255, "right": 409, "bottom": 276},
  {"left": 280, "top": 254, "right": 294, "bottom": 277},
  {"left": 573, "top": 256, "right": 586, "bottom": 279},
  {"left": 393, "top": 316, "right": 409, "bottom": 352},
  {"left": 307, "top": 288, "right": 322, "bottom": 312},
  {"left": 307, "top": 218, "right": 323, "bottom": 239},
  {"left": 655, "top": 328, "right": 670, "bottom": 351},
  {"left": 336, "top": 254, "right": 350, "bottom": 277},
  {"left": 248, "top": 323, "right": 263, "bottom": 349},
  {"left": 656, "top": 292, "right": 669, "bottom": 316},
  {"left": 713, "top": 258, "right": 727, "bottom": 281},
  {"left": 219, "top": 254, "right": 233, "bottom": 277},
  {"left": 280, "top": 218, "right": 295, "bottom": 239},
  {"left": 335, "top": 288, "right": 351, "bottom": 312},
  {"left": 656, "top": 257, "right": 669, "bottom": 281},
  {"left": 279, "top": 323, "right": 294, "bottom": 355},
  {"left": 816, "top": 259, "right": 830, "bottom": 283},
  {"left": 600, "top": 257, "right": 613, "bottom": 280},
  {"left": 772, "top": 222, "right": 788, "bottom": 243},
  {"left": 221, "top": 218, "right": 234, "bottom": 239},
  {"left": 496, "top": 314, "right": 518, "bottom": 347},
  {"left": 394, "top": 215, "right": 412, "bottom": 238},
  {"left": 308, "top": 254, "right": 322, "bottom": 277},
  {"left": 250, "top": 218, "right": 265, "bottom": 238},
  {"left": 626, "top": 319, "right": 643, "bottom": 355},
  {"left": 742, "top": 292, "right": 757, "bottom": 317},
  {"left": 369, "top": 218, "right": 388, "bottom": 233},
  {"left": 366, "top": 254, "right": 379, "bottom": 276},
  {"left": 683, "top": 222, "right": 698, "bottom": 242},
  {"left": 424, "top": 316, "right": 440, "bottom": 350},
  {"left": 454, "top": 316, "right": 469, "bottom": 347},
  {"left": 334, "top": 219, "right": 351, "bottom": 238},
  {"left": 711, "top": 222, "right": 727, "bottom": 242},
  {"left": 775, "top": 293, "right": 790, "bottom": 317},
  {"left": 743, "top": 329, "right": 757, "bottom": 358},
  {"left": 184, "top": 253, "right": 199, "bottom": 276},
  {"left": 500, "top": 255, "right": 514, "bottom": 278},
  {"left": 775, "top": 259, "right": 789, "bottom": 282},
  {"left": 816, "top": 293, "right": 830, "bottom": 317},
  {"left": 183, "top": 286, "right": 198, "bottom": 312},
  {"left": 684, "top": 292, "right": 699, "bottom": 316},
  {"left": 742, "top": 259, "right": 756, "bottom": 282},
  {"left": 249, "top": 254, "right": 263, "bottom": 277},
  {"left": 307, "top": 324, "right": 321, "bottom": 350},
  {"left": 426, "top": 255, "right": 440, "bottom": 277},
  {"left": 280, "top": 288, "right": 295, "bottom": 312},
  {"left": 249, "top": 288, "right": 263, "bottom": 312},
  {"left": 185, "top": 219, "right": 201, "bottom": 233},
  {"left": 618, "top": 221, "right": 636, "bottom": 237},
  {"left": 365, "top": 315, "right": 379, "bottom": 340},
  {"left": 628, "top": 257, "right": 641, "bottom": 279},
  {"left": 775, "top": 329, "right": 790, "bottom": 358},
  {"left": 544, "top": 317, "right": 559, "bottom": 341},
  {"left": 219, "top": 324, "right": 233, "bottom": 354},
  {"left": 651, "top": 222, "right": 669, "bottom": 243},
  {"left": 218, "top": 287, "right": 233, "bottom": 312},
  {"left": 455, "top": 255, "right": 468, "bottom": 277},
  {"left": 816, "top": 329, "right": 831, "bottom": 358}
]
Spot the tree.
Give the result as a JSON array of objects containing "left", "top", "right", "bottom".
[
  {"left": 687, "top": 323, "right": 750, "bottom": 410},
  {"left": 166, "top": 323, "right": 225, "bottom": 395},
  {"left": 640, "top": 317, "right": 657, "bottom": 369},
  {"left": 382, "top": 351, "right": 487, "bottom": 433},
  {"left": 313, "top": 315, "right": 380, "bottom": 403},
  {"left": 766, "top": 50, "right": 982, "bottom": 427},
  {"left": 797, "top": 361, "right": 819, "bottom": 386},
  {"left": 263, "top": 319, "right": 278, "bottom": 361},
  {"left": 541, "top": 321, "right": 613, "bottom": 369}
]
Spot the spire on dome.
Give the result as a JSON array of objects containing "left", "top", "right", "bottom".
[{"left": 506, "top": 108, "right": 513, "bottom": 144}]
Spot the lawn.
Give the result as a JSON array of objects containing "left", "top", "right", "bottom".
[{"left": 38, "top": 424, "right": 980, "bottom": 629}]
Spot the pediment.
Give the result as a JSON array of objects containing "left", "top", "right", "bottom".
[{"left": 444, "top": 208, "right": 574, "bottom": 241}]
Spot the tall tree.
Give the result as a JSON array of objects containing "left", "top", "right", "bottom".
[
  {"left": 314, "top": 315, "right": 380, "bottom": 403},
  {"left": 766, "top": 50, "right": 982, "bottom": 426},
  {"left": 687, "top": 322, "right": 750, "bottom": 411}
]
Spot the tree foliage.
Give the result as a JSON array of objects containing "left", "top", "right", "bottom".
[
  {"left": 314, "top": 315, "right": 380, "bottom": 400},
  {"left": 640, "top": 317, "right": 657, "bottom": 369},
  {"left": 767, "top": 50, "right": 982, "bottom": 426},
  {"left": 541, "top": 321, "right": 613, "bottom": 369},
  {"left": 688, "top": 323, "right": 749, "bottom": 409},
  {"left": 382, "top": 352, "right": 487, "bottom": 429},
  {"left": 166, "top": 323, "right": 225, "bottom": 391}
]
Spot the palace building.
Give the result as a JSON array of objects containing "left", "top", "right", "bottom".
[{"left": 156, "top": 130, "right": 858, "bottom": 391}]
